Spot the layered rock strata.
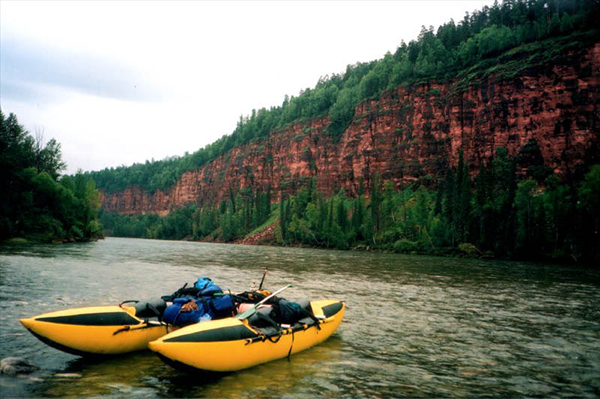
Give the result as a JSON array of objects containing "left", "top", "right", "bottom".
[{"left": 101, "top": 43, "right": 600, "bottom": 216}]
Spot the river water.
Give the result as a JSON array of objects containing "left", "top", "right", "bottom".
[{"left": 0, "top": 237, "right": 599, "bottom": 398}]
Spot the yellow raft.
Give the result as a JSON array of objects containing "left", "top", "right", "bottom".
[
  {"left": 149, "top": 299, "right": 345, "bottom": 372},
  {"left": 20, "top": 301, "right": 169, "bottom": 356}
]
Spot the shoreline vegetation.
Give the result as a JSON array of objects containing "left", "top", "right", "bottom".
[
  {"left": 0, "top": 111, "right": 103, "bottom": 244},
  {"left": 100, "top": 153, "right": 600, "bottom": 266}
]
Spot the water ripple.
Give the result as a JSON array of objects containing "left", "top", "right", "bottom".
[{"left": 1, "top": 238, "right": 599, "bottom": 397}]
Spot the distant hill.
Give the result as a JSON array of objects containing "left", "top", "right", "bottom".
[{"left": 93, "top": 0, "right": 599, "bottom": 264}]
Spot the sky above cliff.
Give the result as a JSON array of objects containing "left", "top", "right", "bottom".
[{"left": 1, "top": 0, "right": 495, "bottom": 175}]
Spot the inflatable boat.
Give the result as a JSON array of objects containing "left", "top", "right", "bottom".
[
  {"left": 149, "top": 299, "right": 345, "bottom": 372},
  {"left": 19, "top": 299, "right": 170, "bottom": 356},
  {"left": 19, "top": 277, "right": 235, "bottom": 356}
]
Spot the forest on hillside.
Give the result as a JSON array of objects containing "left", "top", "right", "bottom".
[
  {"left": 87, "top": 0, "right": 600, "bottom": 194},
  {"left": 0, "top": 111, "right": 103, "bottom": 243},
  {"left": 101, "top": 148, "right": 600, "bottom": 265},
  {"left": 97, "top": 0, "right": 600, "bottom": 265}
]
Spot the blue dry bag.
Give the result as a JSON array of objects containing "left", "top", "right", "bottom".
[
  {"left": 194, "top": 277, "right": 223, "bottom": 296},
  {"left": 195, "top": 277, "right": 214, "bottom": 291},
  {"left": 208, "top": 295, "right": 235, "bottom": 318},
  {"left": 163, "top": 298, "right": 210, "bottom": 326}
]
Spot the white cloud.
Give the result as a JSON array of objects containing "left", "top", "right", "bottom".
[{"left": 1, "top": 0, "right": 495, "bottom": 175}]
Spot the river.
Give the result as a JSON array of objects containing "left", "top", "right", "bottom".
[{"left": 1, "top": 237, "right": 599, "bottom": 397}]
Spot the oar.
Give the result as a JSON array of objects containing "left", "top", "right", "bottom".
[
  {"left": 258, "top": 268, "right": 268, "bottom": 290},
  {"left": 236, "top": 284, "right": 292, "bottom": 320}
]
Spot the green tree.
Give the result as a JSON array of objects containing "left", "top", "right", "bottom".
[
  {"left": 514, "top": 179, "right": 544, "bottom": 257},
  {"left": 0, "top": 110, "right": 102, "bottom": 242},
  {"left": 369, "top": 174, "right": 383, "bottom": 236},
  {"left": 577, "top": 164, "right": 600, "bottom": 263}
]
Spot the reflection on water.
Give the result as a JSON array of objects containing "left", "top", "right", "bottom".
[
  {"left": 25, "top": 337, "right": 343, "bottom": 398},
  {"left": 1, "top": 237, "right": 599, "bottom": 397}
]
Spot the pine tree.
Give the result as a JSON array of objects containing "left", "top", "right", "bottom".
[
  {"left": 456, "top": 151, "right": 472, "bottom": 243},
  {"left": 370, "top": 173, "right": 383, "bottom": 234},
  {"left": 336, "top": 196, "right": 348, "bottom": 232},
  {"left": 351, "top": 195, "right": 366, "bottom": 242},
  {"left": 441, "top": 167, "right": 456, "bottom": 246},
  {"left": 279, "top": 197, "right": 287, "bottom": 242}
]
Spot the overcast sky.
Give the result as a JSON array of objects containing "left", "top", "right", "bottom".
[{"left": 1, "top": 0, "right": 494, "bottom": 175}]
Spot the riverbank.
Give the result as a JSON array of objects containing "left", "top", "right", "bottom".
[
  {"left": 100, "top": 161, "right": 600, "bottom": 267},
  {"left": 190, "top": 221, "right": 571, "bottom": 266},
  {"left": 99, "top": 224, "right": 591, "bottom": 267},
  {"left": 1, "top": 236, "right": 104, "bottom": 246}
]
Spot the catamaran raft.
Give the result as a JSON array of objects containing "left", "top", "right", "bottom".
[{"left": 20, "top": 277, "right": 345, "bottom": 372}]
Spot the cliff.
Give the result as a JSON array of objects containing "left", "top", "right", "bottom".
[{"left": 100, "top": 42, "right": 600, "bottom": 216}]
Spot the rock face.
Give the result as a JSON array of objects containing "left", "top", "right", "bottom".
[{"left": 101, "top": 43, "right": 600, "bottom": 215}]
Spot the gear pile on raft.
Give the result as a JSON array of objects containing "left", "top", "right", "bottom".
[{"left": 19, "top": 274, "right": 345, "bottom": 373}]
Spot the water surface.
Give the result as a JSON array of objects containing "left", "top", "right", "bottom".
[{"left": 1, "top": 238, "right": 599, "bottom": 397}]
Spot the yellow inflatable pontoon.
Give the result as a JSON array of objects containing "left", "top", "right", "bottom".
[
  {"left": 20, "top": 300, "right": 170, "bottom": 356},
  {"left": 149, "top": 299, "right": 345, "bottom": 372}
]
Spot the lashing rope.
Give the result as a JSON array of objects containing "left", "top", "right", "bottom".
[{"left": 287, "top": 328, "right": 295, "bottom": 360}]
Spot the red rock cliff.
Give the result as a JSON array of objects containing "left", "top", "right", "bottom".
[{"left": 101, "top": 43, "right": 600, "bottom": 216}]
